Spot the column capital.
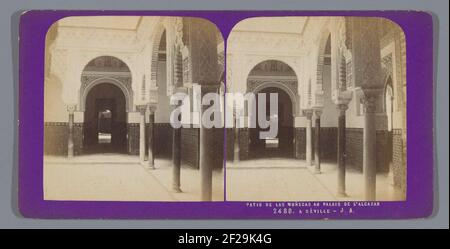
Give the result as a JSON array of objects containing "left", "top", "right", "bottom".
[
  {"left": 199, "top": 84, "right": 220, "bottom": 95},
  {"left": 147, "top": 103, "right": 157, "bottom": 113},
  {"left": 302, "top": 109, "right": 313, "bottom": 119},
  {"left": 362, "top": 88, "right": 383, "bottom": 114},
  {"left": 332, "top": 89, "right": 353, "bottom": 106},
  {"left": 361, "top": 87, "right": 383, "bottom": 98},
  {"left": 362, "top": 96, "right": 377, "bottom": 114},
  {"left": 314, "top": 108, "right": 323, "bottom": 117},
  {"left": 66, "top": 104, "right": 76, "bottom": 114},
  {"left": 136, "top": 104, "right": 147, "bottom": 114},
  {"left": 338, "top": 103, "right": 349, "bottom": 112}
]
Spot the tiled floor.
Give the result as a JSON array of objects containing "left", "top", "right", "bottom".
[
  {"left": 226, "top": 158, "right": 404, "bottom": 201},
  {"left": 44, "top": 155, "right": 404, "bottom": 202},
  {"left": 44, "top": 155, "right": 224, "bottom": 202}
]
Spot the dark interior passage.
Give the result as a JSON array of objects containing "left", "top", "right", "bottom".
[
  {"left": 249, "top": 87, "right": 294, "bottom": 158},
  {"left": 83, "top": 83, "right": 127, "bottom": 154}
]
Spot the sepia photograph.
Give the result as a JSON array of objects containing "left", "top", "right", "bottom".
[
  {"left": 225, "top": 17, "right": 407, "bottom": 202},
  {"left": 43, "top": 15, "right": 408, "bottom": 203},
  {"left": 6, "top": 0, "right": 445, "bottom": 229},
  {"left": 43, "top": 16, "right": 225, "bottom": 202}
]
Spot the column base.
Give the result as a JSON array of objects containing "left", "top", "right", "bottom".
[
  {"left": 145, "top": 164, "right": 156, "bottom": 170},
  {"left": 337, "top": 192, "right": 348, "bottom": 198},
  {"left": 172, "top": 187, "right": 183, "bottom": 193}
]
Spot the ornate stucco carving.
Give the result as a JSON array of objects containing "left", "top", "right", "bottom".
[
  {"left": 227, "top": 31, "right": 303, "bottom": 55},
  {"left": 381, "top": 53, "right": 393, "bottom": 83},
  {"left": 247, "top": 78, "right": 298, "bottom": 95},
  {"left": 80, "top": 73, "right": 132, "bottom": 94},
  {"left": 49, "top": 48, "right": 68, "bottom": 78},
  {"left": 79, "top": 72, "right": 133, "bottom": 112},
  {"left": 56, "top": 27, "right": 139, "bottom": 51}
]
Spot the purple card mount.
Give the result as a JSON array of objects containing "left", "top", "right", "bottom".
[{"left": 19, "top": 10, "right": 434, "bottom": 219}]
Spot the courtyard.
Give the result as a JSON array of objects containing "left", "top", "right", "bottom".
[
  {"left": 44, "top": 154, "right": 401, "bottom": 202},
  {"left": 44, "top": 154, "right": 224, "bottom": 202},
  {"left": 226, "top": 159, "right": 403, "bottom": 201}
]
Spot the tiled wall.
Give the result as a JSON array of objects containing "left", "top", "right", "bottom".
[
  {"left": 345, "top": 128, "right": 391, "bottom": 172},
  {"left": 181, "top": 128, "right": 199, "bottom": 168},
  {"left": 294, "top": 128, "right": 306, "bottom": 159},
  {"left": 44, "top": 122, "right": 399, "bottom": 178},
  {"left": 392, "top": 129, "right": 406, "bottom": 195},
  {"left": 44, "top": 122, "right": 83, "bottom": 156}
]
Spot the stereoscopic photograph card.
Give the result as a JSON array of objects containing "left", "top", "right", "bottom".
[{"left": 18, "top": 10, "right": 434, "bottom": 219}]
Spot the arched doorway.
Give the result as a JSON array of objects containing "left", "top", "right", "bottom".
[
  {"left": 83, "top": 83, "right": 127, "bottom": 153},
  {"left": 246, "top": 60, "right": 298, "bottom": 159},
  {"left": 80, "top": 56, "right": 132, "bottom": 154}
]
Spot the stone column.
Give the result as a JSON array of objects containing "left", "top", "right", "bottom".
[
  {"left": 172, "top": 102, "right": 182, "bottom": 193},
  {"left": 349, "top": 17, "right": 383, "bottom": 201},
  {"left": 147, "top": 106, "right": 156, "bottom": 170},
  {"left": 334, "top": 89, "right": 353, "bottom": 198},
  {"left": 314, "top": 109, "right": 322, "bottom": 174},
  {"left": 137, "top": 105, "right": 147, "bottom": 165},
  {"left": 67, "top": 104, "right": 76, "bottom": 158},
  {"left": 304, "top": 110, "right": 313, "bottom": 166},
  {"left": 337, "top": 104, "right": 349, "bottom": 196},
  {"left": 185, "top": 18, "right": 220, "bottom": 201},
  {"left": 233, "top": 115, "right": 240, "bottom": 163},
  {"left": 200, "top": 86, "right": 219, "bottom": 201},
  {"left": 363, "top": 93, "right": 379, "bottom": 200}
]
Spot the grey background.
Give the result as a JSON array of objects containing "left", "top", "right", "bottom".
[{"left": 1, "top": 0, "right": 448, "bottom": 229}]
